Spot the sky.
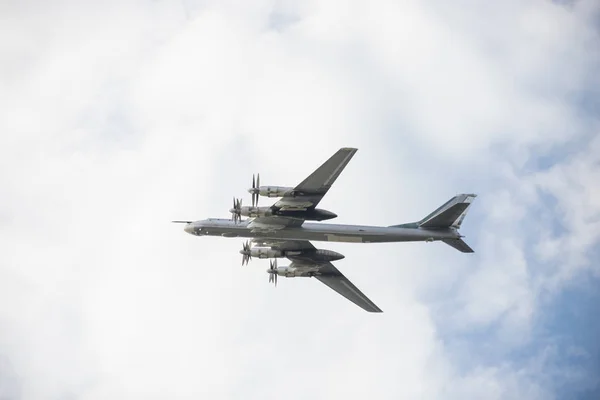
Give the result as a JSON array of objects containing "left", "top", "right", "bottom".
[{"left": 1, "top": 0, "right": 599, "bottom": 399}]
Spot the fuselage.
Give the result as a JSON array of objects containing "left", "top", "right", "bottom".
[{"left": 184, "top": 218, "right": 460, "bottom": 243}]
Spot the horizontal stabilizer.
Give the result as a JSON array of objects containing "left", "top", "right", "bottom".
[
  {"left": 419, "top": 194, "right": 477, "bottom": 229},
  {"left": 442, "top": 238, "right": 474, "bottom": 253}
]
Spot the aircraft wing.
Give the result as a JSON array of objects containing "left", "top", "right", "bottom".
[
  {"left": 252, "top": 239, "right": 316, "bottom": 251},
  {"left": 255, "top": 239, "right": 382, "bottom": 312},
  {"left": 274, "top": 147, "right": 357, "bottom": 210},
  {"left": 314, "top": 263, "right": 383, "bottom": 313},
  {"left": 247, "top": 216, "right": 304, "bottom": 231}
]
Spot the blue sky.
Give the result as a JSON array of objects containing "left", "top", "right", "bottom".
[{"left": 1, "top": 1, "right": 599, "bottom": 399}]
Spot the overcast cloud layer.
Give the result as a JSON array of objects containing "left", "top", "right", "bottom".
[{"left": 1, "top": 1, "right": 599, "bottom": 399}]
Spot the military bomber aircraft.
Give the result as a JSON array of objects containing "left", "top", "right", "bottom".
[{"left": 174, "top": 148, "right": 476, "bottom": 312}]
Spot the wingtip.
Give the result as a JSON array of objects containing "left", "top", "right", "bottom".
[{"left": 366, "top": 304, "right": 383, "bottom": 313}]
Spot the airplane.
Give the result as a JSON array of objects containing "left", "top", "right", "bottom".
[{"left": 174, "top": 148, "right": 476, "bottom": 312}]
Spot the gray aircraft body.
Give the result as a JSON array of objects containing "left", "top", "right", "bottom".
[{"left": 175, "top": 148, "right": 476, "bottom": 312}]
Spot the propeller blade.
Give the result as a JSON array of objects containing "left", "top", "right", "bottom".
[
  {"left": 251, "top": 174, "right": 257, "bottom": 207},
  {"left": 231, "top": 197, "right": 236, "bottom": 222},
  {"left": 240, "top": 241, "right": 252, "bottom": 266},
  {"left": 231, "top": 197, "right": 243, "bottom": 224},
  {"left": 257, "top": 174, "right": 260, "bottom": 205},
  {"left": 267, "top": 259, "right": 278, "bottom": 286}
]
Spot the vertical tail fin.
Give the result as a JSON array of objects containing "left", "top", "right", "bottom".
[
  {"left": 418, "top": 194, "right": 477, "bottom": 229},
  {"left": 419, "top": 194, "right": 477, "bottom": 253}
]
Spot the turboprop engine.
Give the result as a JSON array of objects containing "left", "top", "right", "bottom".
[
  {"left": 272, "top": 265, "right": 303, "bottom": 277},
  {"left": 229, "top": 198, "right": 273, "bottom": 223},
  {"left": 247, "top": 173, "right": 292, "bottom": 206},
  {"left": 263, "top": 186, "right": 292, "bottom": 197},
  {"left": 240, "top": 240, "right": 345, "bottom": 266},
  {"left": 266, "top": 259, "right": 315, "bottom": 286},
  {"left": 250, "top": 247, "right": 284, "bottom": 259},
  {"left": 240, "top": 241, "right": 285, "bottom": 265},
  {"left": 240, "top": 206, "right": 273, "bottom": 218}
]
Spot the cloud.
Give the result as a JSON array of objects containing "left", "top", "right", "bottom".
[{"left": 1, "top": 0, "right": 599, "bottom": 399}]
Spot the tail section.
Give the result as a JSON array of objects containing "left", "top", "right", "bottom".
[
  {"left": 420, "top": 194, "right": 477, "bottom": 253},
  {"left": 389, "top": 194, "right": 477, "bottom": 253},
  {"left": 418, "top": 193, "right": 477, "bottom": 229}
]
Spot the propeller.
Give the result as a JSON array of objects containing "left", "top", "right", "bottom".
[
  {"left": 267, "top": 259, "right": 278, "bottom": 287},
  {"left": 250, "top": 173, "right": 260, "bottom": 207},
  {"left": 230, "top": 197, "right": 242, "bottom": 223},
  {"left": 240, "top": 240, "right": 252, "bottom": 266}
]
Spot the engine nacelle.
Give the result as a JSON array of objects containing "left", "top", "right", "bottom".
[
  {"left": 240, "top": 206, "right": 273, "bottom": 218},
  {"left": 275, "top": 266, "right": 303, "bottom": 277},
  {"left": 250, "top": 248, "right": 284, "bottom": 259},
  {"left": 258, "top": 186, "right": 293, "bottom": 198},
  {"left": 271, "top": 266, "right": 319, "bottom": 278}
]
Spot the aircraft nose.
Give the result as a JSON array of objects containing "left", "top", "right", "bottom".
[{"left": 184, "top": 224, "right": 194, "bottom": 234}]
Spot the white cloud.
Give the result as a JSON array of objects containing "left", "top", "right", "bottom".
[
  {"left": 1, "top": 0, "right": 599, "bottom": 399},
  {"left": 531, "top": 132, "right": 600, "bottom": 286}
]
